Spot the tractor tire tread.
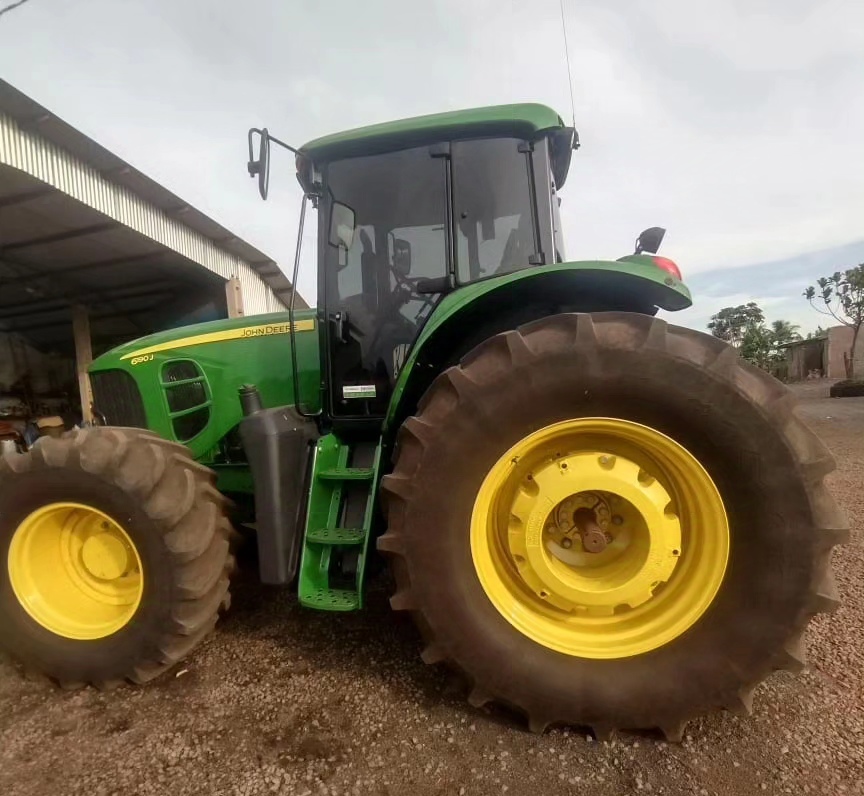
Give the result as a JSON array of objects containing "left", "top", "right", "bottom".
[{"left": 380, "top": 312, "right": 847, "bottom": 738}]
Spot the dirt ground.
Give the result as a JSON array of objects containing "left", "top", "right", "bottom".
[{"left": 1, "top": 382, "right": 862, "bottom": 796}]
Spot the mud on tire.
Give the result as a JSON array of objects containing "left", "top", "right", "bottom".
[
  {"left": 0, "top": 427, "right": 234, "bottom": 688},
  {"left": 379, "top": 312, "right": 848, "bottom": 739}
]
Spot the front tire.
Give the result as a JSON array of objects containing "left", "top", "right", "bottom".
[
  {"left": 0, "top": 427, "right": 233, "bottom": 688},
  {"left": 379, "top": 313, "right": 847, "bottom": 739}
]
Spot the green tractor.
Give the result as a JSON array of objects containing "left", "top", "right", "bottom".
[{"left": 0, "top": 104, "right": 846, "bottom": 739}]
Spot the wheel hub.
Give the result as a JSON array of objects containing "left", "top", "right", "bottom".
[
  {"left": 508, "top": 452, "right": 681, "bottom": 616},
  {"left": 571, "top": 507, "right": 609, "bottom": 554},
  {"left": 81, "top": 531, "right": 131, "bottom": 581},
  {"left": 548, "top": 490, "right": 614, "bottom": 555}
]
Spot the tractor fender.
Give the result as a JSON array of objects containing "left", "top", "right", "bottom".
[{"left": 384, "top": 260, "right": 691, "bottom": 434}]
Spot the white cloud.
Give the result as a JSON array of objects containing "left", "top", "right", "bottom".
[
  {"left": 1, "top": 0, "right": 862, "bottom": 307},
  {"left": 663, "top": 239, "right": 864, "bottom": 333}
]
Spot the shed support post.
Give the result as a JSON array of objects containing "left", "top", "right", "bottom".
[
  {"left": 227, "top": 277, "right": 245, "bottom": 318},
  {"left": 72, "top": 305, "right": 94, "bottom": 424}
]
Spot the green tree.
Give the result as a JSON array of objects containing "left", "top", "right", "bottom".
[
  {"left": 709, "top": 305, "right": 800, "bottom": 371},
  {"left": 707, "top": 302, "right": 765, "bottom": 348},
  {"left": 767, "top": 319, "right": 801, "bottom": 372},
  {"left": 740, "top": 324, "right": 772, "bottom": 369},
  {"left": 770, "top": 319, "right": 800, "bottom": 346},
  {"left": 738, "top": 319, "right": 800, "bottom": 370},
  {"left": 804, "top": 264, "right": 864, "bottom": 378}
]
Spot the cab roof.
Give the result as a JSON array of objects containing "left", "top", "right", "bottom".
[{"left": 299, "top": 103, "right": 566, "bottom": 163}]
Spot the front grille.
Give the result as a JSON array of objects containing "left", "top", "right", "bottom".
[
  {"left": 163, "top": 361, "right": 200, "bottom": 382},
  {"left": 172, "top": 407, "right": 210, "bottom": 441},
  {"left": 166, "top": 381, "right": 207, "bottom": 413},
  {"left": 161, "top": 359, "right": 211, "bottom": 442},
  {"left": 90, "top": 370, "right": 147, "bottom": 428}
]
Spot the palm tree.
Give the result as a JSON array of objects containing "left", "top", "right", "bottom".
[
  {"left": 768, "top": 319, "right": 801, "bottom": 366},
  {"left": 770, "top": 320, "right": 801, "bottom": 345}
]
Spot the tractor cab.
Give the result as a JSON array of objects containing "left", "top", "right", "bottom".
[{"left": 249, "top": 104, "right": 578, "bottom": 426}]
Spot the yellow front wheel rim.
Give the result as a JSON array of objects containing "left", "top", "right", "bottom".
[
  {"left": 8, "top": 502, "right": 144, "bottom": 640},
  {"left": 470, "top": 418, "right": 729, "bottom": 659}
]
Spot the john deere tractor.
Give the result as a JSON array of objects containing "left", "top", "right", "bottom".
[{"left": 0, "top": 104, "right": 846, "bottom": 739}]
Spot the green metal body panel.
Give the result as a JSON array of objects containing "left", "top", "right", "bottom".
[
  {"left": 383, "top": 258, "right": 692, "bottom": 430},
  {"left": 299, "top": 103, "right": 565, "bottom": 163},
  {"left": 89, "top": 309, "right": 322, "bottom": 462}
]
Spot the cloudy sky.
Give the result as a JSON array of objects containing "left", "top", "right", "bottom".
[{"left": 2, "top": 0, "right": 862, "bottom": 332}]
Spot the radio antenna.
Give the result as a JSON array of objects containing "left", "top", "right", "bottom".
[{"left": 558, "top": 0, "right": 576, "bottom": 126}]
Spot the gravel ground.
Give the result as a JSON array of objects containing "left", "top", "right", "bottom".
[{"left": 1, "top": 382, "right": 862, "bottom": 796}]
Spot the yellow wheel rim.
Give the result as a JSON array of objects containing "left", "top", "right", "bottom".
[
  {"left": 8, "top": 502, "right": 144, "bottom": 640},
  {"left": 470, "top": 418, "right": 729, "bottom": 659}
]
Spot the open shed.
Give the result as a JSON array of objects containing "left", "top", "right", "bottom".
[{"left": 0, "top": 79, "right": 301, "bottom": 436}]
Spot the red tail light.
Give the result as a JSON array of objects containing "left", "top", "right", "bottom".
[{"left": 650, "top": 256, "right": 682, "bottom": 281}]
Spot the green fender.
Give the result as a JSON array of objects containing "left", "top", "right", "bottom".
[{"left": 384, "top": 257, "right": 691, "bottom": 431}]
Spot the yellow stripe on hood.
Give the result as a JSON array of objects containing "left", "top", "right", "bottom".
[{"left": 121, "top": 319, "right": 315, "bottom": 360}]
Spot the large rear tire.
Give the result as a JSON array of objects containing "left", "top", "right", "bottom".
[
  {"left": 379, "top": 313, "right": 847, "bottom": 739},
  {"left": 0, "top": 427, "right": 233, "bottom": 688}
]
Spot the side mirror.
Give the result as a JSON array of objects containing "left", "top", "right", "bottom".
[
  {"left": 392, "top": 238, "right": 412, "bottom": 276},
  {"left": 247, "top": 128, "right": 271, "bottom": 200},
  {"left": 329, "top": 201, "right": 357, "bottom": 266},
  {"left": 634, "top": 226, "right": 666, "bottom": 255}
]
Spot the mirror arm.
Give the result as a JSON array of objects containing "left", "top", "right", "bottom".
[
  {"left": 267, "top": 134, "right": 303, "bottom": 157},
  {"left": 247, "top": 128, "right": 306, "bottom": 201},
  {"left": 248, "top": 127, "right": 303, "bottom": 159}
]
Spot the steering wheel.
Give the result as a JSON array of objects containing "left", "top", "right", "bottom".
[{"left": 388, "top": 268, "right": 439, "bottom": 316}]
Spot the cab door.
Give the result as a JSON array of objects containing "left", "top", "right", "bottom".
[{"left": 321, "top": 146, "right": 449, "bottom": 421}]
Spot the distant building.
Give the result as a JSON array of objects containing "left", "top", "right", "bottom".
[{"left": 781, "top": 326, "right": 863, "bottom": 380}]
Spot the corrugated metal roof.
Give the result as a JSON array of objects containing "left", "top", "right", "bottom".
[
  {"left": 0, "top": 78, "right": 303, "bottom": 312},
  {"left": 0, "top": 167, "right": 234, "bottom": 352}
]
